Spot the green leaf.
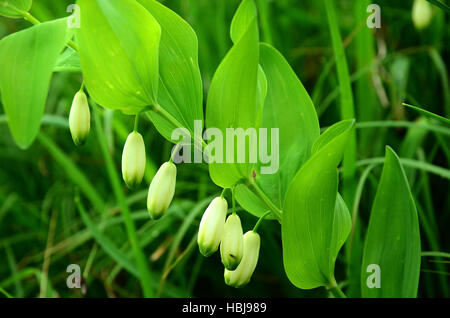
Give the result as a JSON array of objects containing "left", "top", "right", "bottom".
[
  {"left": 206, "top": 0, "right": 260, "bottom": 188},
  {"left": 75, "top": 0, "right": 161, "bottom": 114},
  {"left": 235, "top": 43, "right": 320, "bottom": 218},
  {"left": 138, "top": 0, "right": 203, "bottom": 141},
  {"left": 0, "top": 18, "right": 71, "bottom": 149},
  {"left": 361, "top": 146, "right": 421, "bottom": 298},
  {"left": 54, "top": 47, "right": 81, "bottom": 73},
  {"left": 282, "top": 119, "right": 354, "bottom": 289},
  {"left": 0, "top": 0, "right": 32, "bottom": 18}
]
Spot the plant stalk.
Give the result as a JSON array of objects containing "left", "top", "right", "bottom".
[{"left": 248, "top": 181, "right": 282, "bottom": 221}]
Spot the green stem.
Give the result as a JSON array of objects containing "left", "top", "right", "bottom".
[
  {"left": 18, "top": 10, "right": 79, "bottom": 51},
  {"left": 253, "top": 211, "right": 271, "bottom": 233},
  {"left": 169, "top": 143, "right": 183, "bottom": 163},
  {"left": 23, "top": 11, "right": 40, "bottom": 25},
  {"left": 327, "top": 279, "right": 347, "bottom": 298},
  {"left": 133, "top": 114, "right": 140, "bottom": 132},
  {"left": 220, "top": 188, "right": 228, "bottom": 198},
  {"left": 0, "top": 286, "right": 12, "bottom": 298},
  {"left": 232, "top": 186, "right": 236, "bottom": 215},
  {"left": 353, "top": 157, "right": 450, "bottom": 180},
  {"left": 149, "top": 105, "right": 208, "bottom": 150},
  {"left": 248, "top": 181, "right": 282, "bottom": 221}
]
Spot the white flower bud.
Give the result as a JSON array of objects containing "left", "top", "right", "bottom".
[
  {"left": 412, "top": 0, "right": 433, "bottom": 30},
  {"left": 197, "top": 197, "right": 227, "bottom": 257},
  {"left": 69, "top": 91, "right": 90, "bottom": 146},
  {"left": 147, "top": 162, "right": 177, "bottom": 219},
  {"left": 122, "top": 131, "right": 146, "bottom": 189},
  {"left": 220, "top": 214, "right": 244, "bottom": 270},
  {"left": 224, "top": 231, "right": 260, "bottom": 288}
]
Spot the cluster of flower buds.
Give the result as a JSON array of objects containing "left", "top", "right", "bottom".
[
  {"left": 69, "top": 89, "right": 178, "bottom": 220},
  {"left": 69, "top": 91, "right": 90, "bottom": 146},
  {"left": 412, "top": 0, "right": 433, "bottom": 30},
  {"left": 224, "top": 231, "right": 260, "bottom": 288},
  {"left": 121, "top": 128, "right": 177, "bottom": 220},
  {"left": 197, "top": 195, "right": 261, "bottom": 288}
]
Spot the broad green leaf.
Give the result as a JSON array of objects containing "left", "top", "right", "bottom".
[
  {"left": 235, "top": 43, "right": 320, "bottom": 218},
  {"left": 361, "top": 147, "right": 421, "bottom": 298},
  {"left": 0, "top": 0, "right": 32, "bottom": 18},
  {"left": 54, "top": 47, "right": 81, "bottom": 73},
  {"left": 0, "top": 18, "right": 71, "bottom": 149},
  {"left": 282, "top": 119, "right": 354, "bottom": 289},
  {"left": 75, "top": 0, "right": 161, "bottom": 114},
  {"left": 138, "top": 0, "right": 203, "bottom": 142},
  {"left": 206, "top": 0, "right": 260, "bottom": 188}
]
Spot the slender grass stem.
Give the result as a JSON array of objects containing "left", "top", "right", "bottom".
[
  {"left": 37, "top": 133, "right": 105, "bottom": 213},
  {"left": 324, "top": 0, "right": 357, "bottom": 210},
  {"left": 422, "top": 251, "right": 450, "bottom": 258},
  {"left": 39, "top": 209, "right": 58, "bottom": 298},
  {"left": 403, "top": 103, "right": 450, "bottom": 125},
  {"left": 0, "top": 286, "right": 12, "bottom": 298},
  {"left": 92, "top": 103, "right": 154, "bottom": 298},
  {"left": 352, "top": 157, "right": 450, "bottom": 180}
]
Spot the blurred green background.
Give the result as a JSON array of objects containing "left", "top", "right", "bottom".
[{"left": 0, "top": 0, "right": 448, "bottom": 297}]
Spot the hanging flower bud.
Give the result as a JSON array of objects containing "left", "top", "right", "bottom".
[
  {"left": 412, "top": 0, "right": 433, "bottom": 30},
  {"left": 220, "top": 214, "right": 244, "bottom": 270},
  {"left": 224, "top": 231, "right": 260, "bottom": 288},
  {"left": 147, "top": 162, "right": 177, "bottom": 220},
  {"left": 69, "top": 91, "right": 90, "bottom": 146},
  {"left": 197, "top": 197, "right": 227, "bottom": 257},
  {"left": 121, "top": 131, "right": 146, "bottom": 189}
]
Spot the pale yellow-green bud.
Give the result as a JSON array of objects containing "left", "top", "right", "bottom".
[
  {"left": 224, "top": 231, "right": 260, "bottom": 288},
  {"left": 197, "top": 197, "right": 227, "bottom": 257},
  {"left": 220, "top": 214, "right": 243, "bottom": 270},
  {"left": 69, "top": 91, "right": 90, "bottom": 146},
  {"left": 412, "top": 0, "right": 433, "bottom": 30},
  {"left": 147, "top": 162, "right": 177, "bottom": 220},
  {"left": 122, "top": 131, "right": 146, "bottom": 189}
]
